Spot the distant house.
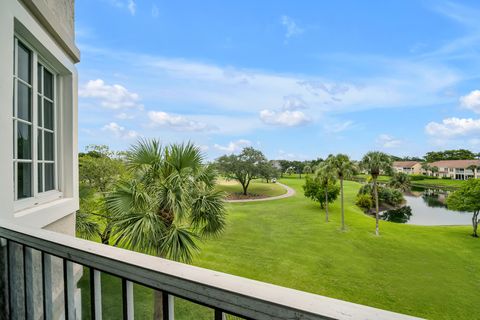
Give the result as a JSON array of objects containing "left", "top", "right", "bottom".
[
  {"left": 428, "top": 160, "right": 480, "bottom": 180},
  {"left": 392, "top": 161, "right": 422, "bottom": 175}
]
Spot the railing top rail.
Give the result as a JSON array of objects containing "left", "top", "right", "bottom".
[{"left": 0, "top": 220, "right": 422, "bottom": 320}]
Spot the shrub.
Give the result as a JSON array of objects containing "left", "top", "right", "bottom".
[
  {"left": 356, "top": 194, "right": 373, "bottom": 211},
  {"left": 358, "top": 184, "right": 404, "bottom": 207},
  {"left": 381, "top": 206, "right": 412, "bottom": 223}
]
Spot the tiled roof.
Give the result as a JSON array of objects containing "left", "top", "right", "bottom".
[
  {"left": 429, "top": 159, "right": 480, "bottom": 169},
  {"left": 393, "top": 161, "right": 420, "bottom": 168}
]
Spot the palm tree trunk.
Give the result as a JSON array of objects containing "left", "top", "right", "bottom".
[
  {"left": 340, "top": 178, "right": 345, "bottom": 230},
  {"left": 472, "top": 211, "right": 479, "bottom": 237},
  {"left": 374, "top": 178, "right": 379, "bottom": 236},
  {"left": 325, "top": 188, "right": 329, "bottom": 222}
]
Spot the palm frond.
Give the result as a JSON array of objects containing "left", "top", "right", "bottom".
[
  {"left": 76, "top": 212, "right": 100, "bottom": 240},
  {"left": 160, "top": 224, "right": 199, "bottom": 263},
  {"left": 190, "top": 189, "right": 227, "bottom": 238}
]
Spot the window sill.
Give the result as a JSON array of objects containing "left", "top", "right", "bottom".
[
  {"left": 13, "top": 196, "right": 78, "bottom": 229},
  {"left": 14, "top": 191, "right": 63, "bottom": 213}
]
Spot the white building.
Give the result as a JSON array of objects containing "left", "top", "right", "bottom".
[
  {"left": 392, "top": 161, "right": 422, "bottom": 175},
  {"left": 0, "top": 0, "right": 80, "bottom": 317},
  {"left": 428, "top": 160, "right": 480, "bottom": 180}
]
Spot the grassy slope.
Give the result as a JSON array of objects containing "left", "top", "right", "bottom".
[
  {"left": 215, "top": 179, "right": 286, "bottom": 197},
  {"left": 79, "top": 178, "right": 480, "bottom": 319}
]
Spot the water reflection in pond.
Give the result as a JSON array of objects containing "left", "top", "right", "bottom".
[{"left": 403, "top": 186, "right": 471, "bottom": 226}]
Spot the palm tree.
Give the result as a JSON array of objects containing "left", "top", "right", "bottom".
[
  {"left": 467, "top": 165, "right": 479, "bottom": 179},
  {"left": 388, "top": 172, "right": 411, "bottom": 191},
  {"left": 107, "top": 139, "right": 227, "bottom": 319},
  {"left": 360, "top": 151, "right": 393, "bottom": 236},
  {"left": 430, "top": 165, "right": 439, "bottom": 177},
  {"left": 314, "top": 163, "right": 337, "bottom": 222},
  {"left": 326, "top": 154, "right": 356, "bottom": 230},
  {"left": 421, "top": 162, "right": 431, "bottom": 176}
]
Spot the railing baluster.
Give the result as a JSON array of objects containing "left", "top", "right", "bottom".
[
  {"left": 90, "top": 268, "right": 102, "bottom": 320},
  {"left": 162, "top": 292, "right": 174, "bottom": 320},
  {"left": 214, "top": 309, "right": 226, "bottom": 320},
  {"left": 23, "top": 245, "right": 28, "bottom": 319},
  {"left": 5, "top": 239, "right": 11, "bottom": 319},
  {"left": 42, "top": 253, "right": 53, "bottom": 320},
  {"left": 63, "top": 259, "right": 75, "bottom": 320},
  {"left": 122, "top": 278, "right": 134, "bottom": 319}
]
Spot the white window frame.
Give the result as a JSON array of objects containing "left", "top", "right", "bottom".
[{"left": 13, "top": 35, "right": 62, "bottom": 211}]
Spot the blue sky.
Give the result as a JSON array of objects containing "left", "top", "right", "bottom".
[{"left": 76, "top": 0, "right": 480, "bottom": 160}]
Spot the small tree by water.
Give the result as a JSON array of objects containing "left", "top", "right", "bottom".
[{"left": 446, "top": 179, "right": 480, "bottom": 237}]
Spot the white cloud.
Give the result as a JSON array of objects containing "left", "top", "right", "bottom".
[
  {"left": 425, "top": 117, "right": 480, "bottom": 137},
  {"left": 79, "top": 79, "right": 142, "bottom": 109},
  {"left": 151, "top": 4, "right": 159, "bottom": 18},
  {"left": 460, "top": 90, "right": 480, "bottom": 113},
  {"left": 213, "top": 140, "right": 251, "bottom": 153},
  {"left": 102, "top": 122, "right": 138, "bottom": 139},
  {"left": 127, "top": 0, "right": 136, "bottom": 15},
  {"left": 282, "top": 95, "right": 307, "bottom": 110},
  {"left": 280, "top": 15, "right": 303, "bottom": 40},
  {"left": 79, "top": 46, "right": 461, "bottom": 117},
  {"left": 148, "top": 111, "right": 212, "bottom": 132},
  {"left": 323, "top": 120, "right": 354, "bottom": 133},
  {"left": 260, "top": 109, "right": 310, "bottom": 127},
  {"left": 376, "top": 134, "right": 402, "bottom": 148},
  {"left": 115, "top": 112, "right": 134, "bottom": 120}
]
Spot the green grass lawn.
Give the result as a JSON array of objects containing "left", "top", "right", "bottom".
[
  {"left": 410, "top": 178, "right": 466, "bottom": 189},
  {"left": 215, "top": 179, "right": 286, "bottom": 198},
  {"left": 79, "top": 177, "right": 480, "bottom": 319},
  {"left": 354, "top": 174, "right": 467, "bottom": 190}
]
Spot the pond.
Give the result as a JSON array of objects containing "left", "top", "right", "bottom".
[{"left": 402, "top": 186, "right": 472, "bottom": 226}]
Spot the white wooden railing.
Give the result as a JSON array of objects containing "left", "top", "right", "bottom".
[{"left": 0, "top": 220, "right": 423, "bottom": 320}]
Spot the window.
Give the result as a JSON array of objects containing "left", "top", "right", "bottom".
[{"left": 13, "top": 38, "right": 58, "bottom": 202}]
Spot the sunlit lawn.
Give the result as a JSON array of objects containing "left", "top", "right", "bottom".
[
  {"left": 215, "top": 178, "right": 286, "bottom": 197},
  {"left": 79, "top": 177, "right": 480, "bottom": 319}
]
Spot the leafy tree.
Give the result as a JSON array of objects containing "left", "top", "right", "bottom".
[
  {"left": 360, "top": 151, "right": 393, "bottom": 236},
  {"left": 430, "top": 166, "right": 439, "bottom": 177},
  {"left": 285, "top": 166, "right": 295, "bottom": 176},
  {"left": 303, "top": 165, "right": 312, "bottom": 175},
  {"left": 259, "top": 162, "right": 278, "bottom": 183},
  {"left": 108, "top": 140, "right": 227, "bottom": 318},
  {"left": 216, "top": 147, "right": 267, "bottom": 195},
  {"left": 303, "top": 175, "right": 340, "bottom": 218},
  {"left": 326, "top": 154, "right": 356, "bottom": 230},
  {"left": 77, "top": 145, "right": 127, "bottom": 244},
  {"left": 446, "top": 179, "right": 480, "bottom": 237},
  {"left": 388, "top": 172, "right": 411, "bottom": 191},
  {"left": 312, "top": 164, "right": 338, "bottom": 221},
  {"left": 424, "top": 149, "right": 476, "bottom": 162}
]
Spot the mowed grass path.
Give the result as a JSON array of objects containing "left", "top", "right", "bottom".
[
  {"left": 215, "top": 179, "right": 286, "bottom": 197},
  {"left": 80, "top": 178, "right": 480, "bottom": 319}
]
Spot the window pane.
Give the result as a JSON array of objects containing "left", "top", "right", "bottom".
[
  {"left": 17, "top": 43, "right": 31, "bottom": 84},
  {"left": 37, "top": 129, "right": 43, "bottom": 160},
  {"left": 44, "top": 69, "right": 53, "bottom": 100},
  {"left": 37, "top": 64, "right": 42, "bottom": 93},
  {"left": 37, "top": 95, "right": 42, "bottom": 126},
  {"left": 17, "top": 122, "right": 31, "bottom": 160},
  {"left": 17, "top": 82, "right": 31, "bottom": 121},
  {"left": 17, "top": 162, "right": 32, "bottom": 199},
  {"left": 44, "top": 131, "right": 54, "bottom": 161},
  {"left": 45, "top": 163, "right": 54, "bottom": 191},
  {"left": 44, "top": 100, "right": 54, "bottom": 130},
  {"left": 38, "top": 163, "right": 43, "bottom": 193}
]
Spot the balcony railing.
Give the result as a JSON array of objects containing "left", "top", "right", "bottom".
[{"left": 0, "top": 220, "right": 422, "bottom": 320}]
